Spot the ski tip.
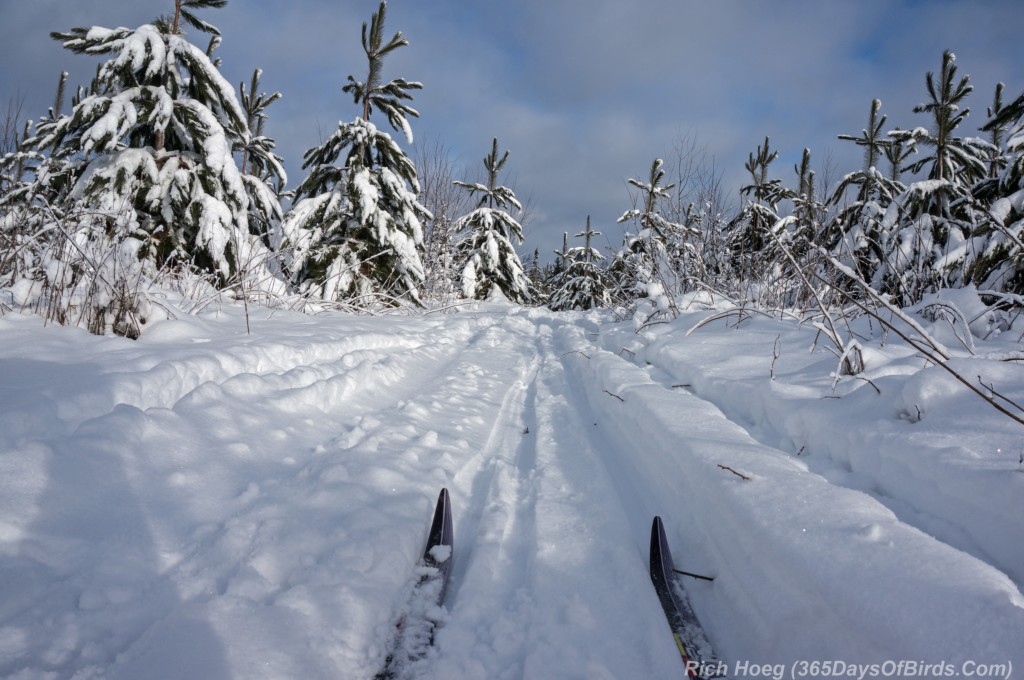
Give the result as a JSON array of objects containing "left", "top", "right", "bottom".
[
  {"left": 426, "top": 487, "right": 454, "bottom": 552},
  {"left": 651, "top": 516, "right": 666, "bottom": 547},
  {"left": 650, "top": 515, "right": 674, "bottom": 576}
]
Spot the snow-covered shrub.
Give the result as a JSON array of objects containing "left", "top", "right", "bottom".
[{"left": 4, "top": 203, "right": 160, "bottom": 338}]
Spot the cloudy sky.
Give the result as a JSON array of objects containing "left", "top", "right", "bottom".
[{"left": 2, "top": 0, "right": 1023, "bottom": 259}]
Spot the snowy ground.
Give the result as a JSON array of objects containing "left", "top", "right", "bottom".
[{"left": 1, "top": 296, "right": 1022, "bottom": 679}]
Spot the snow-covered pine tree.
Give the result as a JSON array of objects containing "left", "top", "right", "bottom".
[
  {"left": 452, "top": 138, "right": 535, "bottom": 303},
  {"left": 236, "top": 68, "right": 286, "bottom": 249},
  {"left": 966, "top": 82, "right": 1024, "bottom": 293},
  {"left": 827, "top": 99, "right": 905, "bottom": 287},
  {"left": 552, "top": 232, "right": 569, "bottom": 276},
  {"left": 1, "top": 72, "right": 81, "bottom": 244},
  {"left": 23, "top": 0, "right": 259, "bottom": 282},
  {"left": 549, "top": 216, "right": 609, "bottom": 311},
  {"left": 526, "top": 247, "right": 546, "bottom": 296},
  {"left": 281, "top": 1, "right": 428, "bottom": 305},
  {"left": 1, "top": 74, "right": 72, "bottom": 294},
  {"left": 790, "top": 148, "right": 826, "bottom": 254},
  {"left": 897, "top": 52, "right": 990, "bottom": 187},
  {"left": 883, "top": 128, "right": 914, "bottom": 187},
  {"left": 727, "top": 137, "right": 790, "bottom": 285},
  {"left": 983, "top": 83, "right": 1009, "bottom": 182},
  {"left": 609, "top": 158, "right": 693, "bottom": 314},
  {"left": 880, "top": 50, "right": 993, "bottom": 304}
]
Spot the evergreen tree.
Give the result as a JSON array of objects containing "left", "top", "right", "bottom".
[
  {"left": 966, "top": 82, "right": 1024, "bottom": 293},
  {"left": 984, "top": 83, "right": 1009, "bottom": 182},
  {"left": 281, "top": 0, "right": 428, "bottom": 304},
  {"left": 609, "top": 158, "right": 692, "bottom": 312},
  {"left": 236, "top": 68, "right": 286, "bottom": 249},
  {"left": 727, "top": 137, "right": 789, "bottom": 282},
  {"left": 452, "top": 138, "right": 535, "bottom": 303},
  {"left": 828, "top": 99, "right": 905, "bottom": 285},
  {"left": 0, "top": 75, "right": 75, "bottom": 286},
  {"left": 883, "top": 128, "right": 914, "bottom": 186},
  {"left": 527, "top": 247, "right": 544, "bottom": 292},
  {"left": 553, "top": 232, "right": 569, "bottom": 276},
  {"left": 18, "top": 0, "right": 259, "bottom": 280},
  {"left": 790, "top": 148, "right": 825, "bottom": 254},
  {"left": 881, "top": 51, "right": 993, "bottom": 304},
  {"left": 549, "top": 216, "right": 609, "bottom": 311},
  {"left": 894, "top": 51, "right": 990, "bottom": 185}
]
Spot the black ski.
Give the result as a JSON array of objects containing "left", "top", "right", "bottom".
[
  {"left": 650, "top": 516, "right": 723, "bottom": 679},
  {"left": 375, "top": 488, "right": 454, "bottom": 680}
]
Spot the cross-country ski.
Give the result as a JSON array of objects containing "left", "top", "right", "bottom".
[
  {"left": 650, "top": 516, "right": 723, "bottom": 679},
  {"left": 375, "top": 488, "right": 454, "bottom": 679}
]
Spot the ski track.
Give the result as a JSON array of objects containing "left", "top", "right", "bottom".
[
  {"left": 2, "top": 309, "right": 1023, "bottom": 678},
  {"left": 571, "top": 319, "right": 1024, "bottom": 668},
  {"left": 427, "top": 315, "right": 543, "bottom": 680},
  {"left": 430, "top": 315, "right": 683, "bottom": 679},
  {"left": 0, "top": 314, "right": 512, "bottom": 679},
  {"left": 610, "top": 323, "right": 1024, "bottom": 591}
]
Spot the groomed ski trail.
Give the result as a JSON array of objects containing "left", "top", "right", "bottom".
[
  {"left": 1, "top": 307, "right": 1022, "bottom": 679},
  {"left": 431, "top": 316, "right": 684, "bottom": 679}
]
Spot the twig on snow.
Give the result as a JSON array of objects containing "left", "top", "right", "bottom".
[{"left": 717, "top": 464, "right": 751, "bottom": 481}]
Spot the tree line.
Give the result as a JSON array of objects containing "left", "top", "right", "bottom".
[{"left": 2, "top": 0, "right": 1023, "bottom": 337}]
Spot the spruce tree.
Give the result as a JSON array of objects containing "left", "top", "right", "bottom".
[
  {"left": 549, "top": 216, "right": 609, "bottom": 311},
  {"left": 452, "top": 138, "right": 535, "bottom": 303},
  {"left": 553, "top": 232, "right": 570, "bottom": 276},
  {"left": 526, "top": 247, "right": 546, "bottom": 296},
  {"left": 281, "top": 1, "right": 428, "bottom": 304}
]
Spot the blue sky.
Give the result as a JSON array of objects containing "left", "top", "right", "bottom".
[{"left": 2, "top": 0, "right": 1024, "bottom": 260}]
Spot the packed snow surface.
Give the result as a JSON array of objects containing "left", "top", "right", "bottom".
[{"left": 1, "top": 297, "right": 1022, "bottom": 679}]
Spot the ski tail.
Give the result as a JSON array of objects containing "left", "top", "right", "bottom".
[{"left": 650, "top": 516, "right": 723, "bottom": 679}]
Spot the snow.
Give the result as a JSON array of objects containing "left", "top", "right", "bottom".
[
  {"left": 172, "top": 35, "right": 249, "bottom": 132},
  {"left": 0, "top": 298, "right": 1022, "bottom": 679},
  {"left": 92, "top": 25, "right": 167, "bottom": 83},
  {"left": 78, "top": 90, "right": 140, "bottom": 156}
]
